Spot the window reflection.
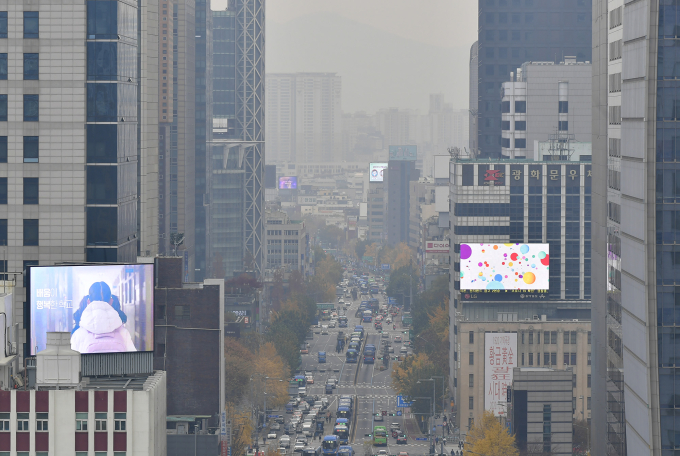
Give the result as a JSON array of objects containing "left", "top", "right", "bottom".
[
  {"left": 23, "top": 53, "right": 39, "bottom": 80},
  {"left": 23, "top": 95, "right": 38, "bottom": 122},
  {"left": 87, "top": 1, "right": 117, "bottom": 39},
  {"left": 87, "top": 166, "right": 117, "bottom": 204},
  {"left": 23, "top": 136, "right": 38, "bottom": 163},
  {"left": 0, "top": 54, "right": 6, "bottom": 80},
  {"left": 23, "top": 12, "right": 38, "bottom": 39},
  {"left": 86, "top": 207, "right": 117, "bottom": 246},
  {"left": 87, "top": 125, "right": 118, "bottom": 163},
  {"left": 87, "top": 84, "right": 117, "bottom": 122}
]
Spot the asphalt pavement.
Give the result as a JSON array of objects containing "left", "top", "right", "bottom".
[{"left": 264, "top": 271, "right": 460, "bottom": 456}]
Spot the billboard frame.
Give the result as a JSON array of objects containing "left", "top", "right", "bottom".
[
  {"left": 27, "top": 262, "right": 156, "bottom": 357},
  {"left": 369, "top": 163, "right": 388, "bottom": 183},
  {"left": 278, "top": 176, "right": 298, "bottom": 190}
]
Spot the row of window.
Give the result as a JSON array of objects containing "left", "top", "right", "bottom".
[
  {"left": 0, "top": 219, "right": 36, "bottom": 246},
  {"left": 501, "top": 100, "right": 526, "bottom": 114},
  {"left": 0, "top": 54, "right": 38, "bottom": 80},
  {"left": 0, "top": 12, "right": 39, "bottom": 39},
  {"left": 0, "top": 412, "right": 125, "bottom": 432},
  {"left": 0, "top": 178, "right": 38, "bottom": 204},
  {"left": 0, "top": 95, "right": 39, "bottom": 122},
  {"left": 501, "top": 137, "right": 526, "bottom": 149}
]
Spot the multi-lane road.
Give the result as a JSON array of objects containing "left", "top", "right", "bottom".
[{"left": 290, "top": 288, "right": 436, "bottom": 456}]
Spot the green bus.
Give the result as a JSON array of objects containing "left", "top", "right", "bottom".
[{"left": 373, "top": 425, "right": 387, "bottom": 446}]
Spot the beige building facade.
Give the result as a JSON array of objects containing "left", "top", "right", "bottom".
[{"left": 458, "top": 320, "right": 591, "bottom": 434}]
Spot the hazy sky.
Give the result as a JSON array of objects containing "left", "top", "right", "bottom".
[{"left": 266, "top": 1, "right": 478, "bottom": 113}]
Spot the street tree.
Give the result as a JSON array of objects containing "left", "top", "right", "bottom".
[{"left": 464, "top": 410, "right": 519, "bottom": 456}]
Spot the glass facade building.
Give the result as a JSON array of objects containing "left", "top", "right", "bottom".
[
  {"left": 477, "top": 0, "right": 592, "bottom": 158},
  {"left": 85, "top": 0, "right": 139, "bottom": 262}
]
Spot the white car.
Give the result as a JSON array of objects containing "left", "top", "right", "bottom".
[
  {"left": 374, "top": 413, "right": 383, "bottom": 422},
  {"left": 321, "top": 325, "right": 329, "bottom": 335},
  {"left": 268, "top": 431, "right": 278, "bottom": 439},
  {"left": 329, "top": 321, "right": 336, "bottom": 328},
  {"left": 279, "top": 447, "right": 288, "bottom": 454},
  {"left": 294, "top": 442, "right": 306, "bottom": 452},
  {"left": 280, "top": 436, "right": 291, "bottom": 448}
]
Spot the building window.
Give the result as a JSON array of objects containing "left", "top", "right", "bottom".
[
  {"left": 95, "top": 412, "right": 107, "bottom": 431},
  {"left": 23, "top": 136, "right": 39, "bottom": 163},
  {"left": 24, "top": 95, "right": 39, "bottom": 121},
  {"left": 0, "top": 178, "right": 6, "bottom": 204},
  {"left": 515, "top": 121, "right": 526, "bottom": 131},
  {"left": 469, "top": 374, "right": 474, "bottom": 388},
  {"left": 515, "top": 138, "right": 526, "bottom": 149},
  {"left": 0, "top": 12, "right": 6, "bottom": 38},
  {"left": 529, "top": 331, "right": 534, "bottom": 344},
  {"left": 558, "top": 101, "right": 569, "bottom": 113},
  {"left": 571, "top": 331, "right": 577, "bottom": 344},
  {"left": 587, "top": 352, "right": 591, "bottom": 365},
  {"left": 23, "top": 53, "right": 39, "bottom": 80},
  {"left": 23, "top": 178, "right": 39, "bottom": 205},
  {"left": 114, "top": 412, "right": 126, "bottom": 431},
  {"left": 564, "top": 331, "right": 570, "bottom": 344},
  {"left": 587, "top": 374, "right": 591, "bottom": 388},
  {"left": 0, "top": 54, "right": 6, "bottom": 80},
  {"left": 469, "top": 396, "right": 474, "bottom": 410},
  {"left": 501, "top": 137, "right": 510, "bottom": 148},
  {"left": 521, "top": 353, "right": 525, "bottom": 365},
  {"left": 559, "top": 121, "right": 569, "bottom": 131},
  {"left": 551, "top": 352, "right": 557, "bottom": 366},
  {"left": 23, "top": 219, "right": 39, "bottom": 246},
  {"left": 17, "top": 412, "right": 29, "bottom": 430},
  {"left": 529, "top": 353, "right": 533, "bottom": 366},
  {"left": 544, "top": 352, "right": 550, "bottom": 365},
  {"left": 501, "top": 101, "right": 510, "bottom": 113},
  {"left": 587, "top": 397, "right": 591, "bottom": 410},
  {"left": 36, "top": 413, "right": 48, "bottom": 431},
  {"left": 76, "top": 412, "right": 88, "bottom": 431},
  {"left": 469, "top": 352, "right": 474, "bottom": 365},
  {"left": 501, "top": 121, "right": 510, "bottom": 131},
  {"left": 469, "top": 331, "right": 474, "bottom": 344},
  {"left": 175, "top": 305, "right": 190, "bottom": 320},
  {"left": 0, "top": 95, "right": 7, "bottom": 121},
  {"left": 515, "top": 101, "right": 526, "bottom": 113},
  {"left": 544, "top": 331, "right": 550, "bottom": 344},
  {"left": 0, "top": 412, "right": 8, "bottom": 430},
  {"left": 23, "top": 12, "right": 39, "bottom": 38}
]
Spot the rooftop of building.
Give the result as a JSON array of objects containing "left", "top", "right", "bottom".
[{"left": 80, "top": 371, "right": 165, "bottom": 392}]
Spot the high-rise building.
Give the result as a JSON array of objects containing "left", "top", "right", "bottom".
[
  {"left": 500, "top": 60, "right": 592, "bottom": 159},
  {"left": 0, "top": 0, "right": 158, "bottom": 356},
  {"left": 469, "top": 41, "right": 479, "bottom": 155},
  {"left": 387, "top": 158, "right": 419, "bottom": 246},
  {"left": 591, "top": 1, "right": 678, "bottom": 455},
  {"left": 477, "top": 0, "right": 592, "bottom": 158},
  {"left": 158, "top": 0, "right": 196, "bottom": 277},
  {"left": 265, "top": 73, "right": 342, "bottom": 164}
]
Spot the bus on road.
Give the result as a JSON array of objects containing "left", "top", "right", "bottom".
[
  {"left": 303, "top": 447, "right": 321, "bottom": 456},
  {"left": 338, "top": 445, "right": 355, "bottom": 456},
  {"left": 373, "top": 426, "right": 387, "bottom": 446},
  {"left": 362, "top": 310, "right": 373, "bottom": 323},
  {"left": 345, "top": 349, "right": 358, "bottom": 363},
  {"left": 363, "top": 344, "right": 376, "bottom": 364},
  {"left": 322, "top": 435, "right": 339, "bottom": 456},
  {"left": 333, "top": 425, "right": 349, "bottom": 444}
]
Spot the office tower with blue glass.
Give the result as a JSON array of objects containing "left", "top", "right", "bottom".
[
  {"left": 477, "top": 0, "right": 592, "bottom": 158},
  {"left": 0, "top": 0, "right": 158, "bottom": 358},
  {"left": 591, "top": 1, "right": 680, "bottom": 455}
]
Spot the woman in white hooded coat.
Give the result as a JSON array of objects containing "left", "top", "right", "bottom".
[{"left": 71, "top": 281, "right": 137, "bottom": 353}]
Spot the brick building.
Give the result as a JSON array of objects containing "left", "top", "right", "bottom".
[{"left": 153, "top": 257, "right": 225, "bottom": 428}]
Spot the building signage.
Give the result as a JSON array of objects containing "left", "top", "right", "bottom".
[
  {"left": 478, "top": 165, "right": 505, "bottom": 186},
  {"left": 425, "top": 241, "right": 449, "bottom": 253},
  {"left": 381, "top": 264, "right": 390, "bottom": 270},
  {"left": 389, "top": 145, "right": 417, "bottom": 161},
  {"left": 485, "top": 333, "right": 517, "bottom": 416}
]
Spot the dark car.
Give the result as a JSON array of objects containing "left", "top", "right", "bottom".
[
  {"left": 397, "top": 434, "right": 408, "bottom": 444},
  {"left": 325, "top": 384, "right": 333, "bottom": 394}
]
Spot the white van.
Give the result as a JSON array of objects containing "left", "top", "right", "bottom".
[{"left": 302, "top": 422, "right": 313, "bottom": 437}]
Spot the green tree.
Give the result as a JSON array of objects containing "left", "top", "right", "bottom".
[
  {"left": 318, "top": 224, "right": 345, "bottom": 247},
  {"left": 464, "top": 411, "right": 519, "bottom": 456},
  {"left": 391, "top": 353, "right": 446, "bottom": 426},
  {"left": 313, "top": 246, "right": 327, "bottom": 263},
  {"left": 386, "top": 264, "right": 418, "bottom": 306},
  {"left": 355, "top": 239, "right": 370, "bottom": 259},
  {"left": 412, "top": 275, "right": 449, "bottom": 336}
]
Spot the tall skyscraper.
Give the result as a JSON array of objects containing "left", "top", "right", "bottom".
[
  {"left": 591, "top": 1, "right": 680, "bottom": 455},
  {"left": 265, "top": 73, "right": 342, "bottom": 164},
  {"left": 387, "top": 153, "right": 419, "bottom": 246},
  {"left": 1, "top": 0, "right": 158, "bottom": 357},
  {"left": 477, "top": 0, "right": 592, "bottom": 158},
  {"left": 469, "top": 41, "right": 478, "bottom": 154}
]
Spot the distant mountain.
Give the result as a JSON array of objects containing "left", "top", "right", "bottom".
[{"left": 266, "top": 12, "right": 472, "bottom": 113}]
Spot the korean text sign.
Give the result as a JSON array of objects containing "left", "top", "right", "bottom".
[
  {"left": 485, "top": 333, "right": 517, "bottom": 416},
  {"left": 29, "top": 264, "right": 155, "bottom": 355}
]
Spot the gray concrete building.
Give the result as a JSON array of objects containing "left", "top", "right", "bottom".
[
  {"left": 500, "top": 59, "right": 592, "bottom": 160},
  {"left": 387, "top": 160, "right": 418, "bottom": 246},
  {"left": 367, "top": 182, "right": 386, "bottom": 244},
  {"left": 510, "top": 368, "right": 574, "bottom": 456},
  {"left": 469, "top": 41, "right": 478, "bottom": 155}
]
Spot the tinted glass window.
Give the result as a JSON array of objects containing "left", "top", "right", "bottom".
[
  {"left": 559, "top": 101, "right": 569, "bottom": 113},
  {"left": 23, "top": 12, "right": 39, "bottom": 39},
  {"left": 87, "top": 83, "right": 117, "bottom": 122},
  {"left": 0, "top": 12, "right": 7, "bottom": 38},
  {"left": 0, "top": 178, "right": 6, "bottom": 204},
  {"left": 501, "top": 121, "right": 510, "bottom": 131},
  {"left": 501, "top": 101, "right": 510, "bottom": 113},
  {"left": 23, "top": 53, "right": 39, "bottom": 80},
  {"left": 87, "top": 166, "right": 117, "bottom": 204},
  {"left": 86, "top": 248, "right": 118, "bottom": 262},
  {"left": 0, "top": 137, "right": 7, "bottom": 163},
  {"left": 87, "top": 1, "right": 118, "bottom": 39},
  {"left": 23, "top": 219, "right": 39, "bottom": 246},
  {"left": 23, "top": 95, "right": 39, "bottom": 121},
  {"left": 86, "top": 207, "right": 117, "bottom": 246},
  {"left": 515, "top": 121, "right": 526, "bottom": 131},
  {"left": 0, "top": 54, "right": 6, "bottom": 80},
  {"left": 0, "top": 95, "right": 7, "bottom": 121},
  {"left": 515, "top": 101, "right": 526, "bottom": 113},
  {"left": 87, "top": 125, "right": 117, "bottom": 163},
  {"left": 23, "top": 137, "right": 38, "bottom": 163},
  {"left": 0, "top": 220, "right": 6, "bottom": 246},
  {"left": 23, "top": 178, "right": 38, "bottom": 205},
  {"left": 515, "top": 138, "right": 527, "bottom": 149},
  {"left": 559, "top": 121, "right": 569, "bottom": 131},
  {"left": 87, "top": 42, "right": 117, "bottom": 81}
]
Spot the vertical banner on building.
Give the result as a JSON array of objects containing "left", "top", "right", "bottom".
[
  {"left": 485, "top": 333, "right": 517, "bottom": 416},
  {"left": 220, "top": 413, "right": 232, "bottom": 456}
]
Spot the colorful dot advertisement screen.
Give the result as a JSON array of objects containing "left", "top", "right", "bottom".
[{"left": 460, "top": 243, "right": 550, "bottom": 292}]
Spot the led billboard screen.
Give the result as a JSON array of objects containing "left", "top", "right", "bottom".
[
  {"left": 369, "top": 163, "right": 388, "bottom": 182},
  {"left": 460, "top": 243, "right": 549, "bottom": 300},
  {"left": 29, "top": 264, "right": 155, "bottom": 355},
  {"left": 279, "top": 176, "right": 297, "bottom": 189}
]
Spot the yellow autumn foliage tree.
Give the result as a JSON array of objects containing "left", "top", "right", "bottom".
[
  {"left": 464, "top": 410, "right": 519, "bottom": 456},
  {"left": 225, "top": 402, "right": 254, "bottom": 456},
  {"left": 251, "top": 342, "right": 290, "bottom": 409}
]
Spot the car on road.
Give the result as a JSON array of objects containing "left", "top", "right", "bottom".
[
  {"left": 376, "top": 450, "right": 388, "bottom": 456},
  {"left": 321, "top": 325, "right": 329, "bottom": 335},
  {"left": 279, "top": 446, "right": 288, "bottom": 454},
  {"left": 374, "top": 413, "right": 383, "bottom": 422},
  {"left": 298, "top": 387, "right": 307, "bottom": 397},
  {"left": 397, "top": 452, "right": 409, "bottom": 456},
  {"left": 399, "top": 347, "right": 408, "bottom": 356},
  {"left": 271, "top": 423, "right": 281, "bottom": 431},
  {"left": 305, "top": 375, "right": 314, "bottom": 384},
  {"left": 388, "top": 346, "right": 394, "bottom": 353},
  {"left": 300, "top": 344, "right": 309, "bottom": 354},
  {"left": 394, "top": 335, "right": 402, "bottom": 343},
  {"left": 381, "top": 332, "right": 389, "bottom": 339},
  {"left": 293, "top": 441, "right": 306, "bottom": 452},
  {"left": 268, "top": 431, "right": 278, "bottom": 439},
  {"left": 329, "top": 320, "right": 336, "bottom": 328},
  {"left": 397, "top": 434, "right": 408, "bottom": 444},
  {"left": 327, "top": 377, "right": 338, "bottom": 388}
]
